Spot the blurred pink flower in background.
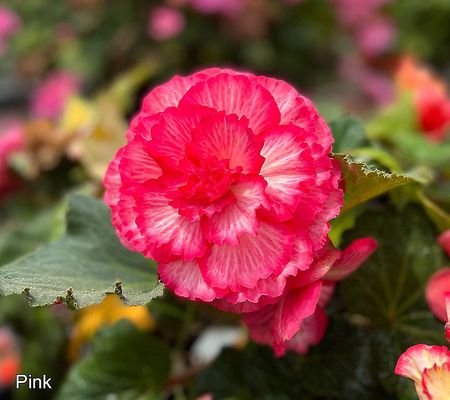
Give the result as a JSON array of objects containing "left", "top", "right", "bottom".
[
  {"left": 356, "top": 17, "right": 395, "bottom": 57},
  {"left": 0, "top": 6, "right": 21, "bottom": 55},
  {"left": 190, "top": 0, "right": 244, "bottom": 17},
  {"left": 31, "top": 71, "right": 81, "bottom": 120},
  {"left": 148, "top": 6, "right": 185, "bottom": 41},
  {"left": 0, "top": 123, "right": 24, "bottom": 196},
  {"left": 333, "top": 0, "right": 390, "bottom": 27}
]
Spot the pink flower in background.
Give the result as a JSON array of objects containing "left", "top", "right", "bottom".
[
  {"left": 148, "top": 6, "right": 185, "bottom": 41},
  {"left": 242, "top": 238, "right": 377, "bottom": 356},
  {"left": 425, "top": 231, "right": 450, "bottom": 322},
  {"left": 439, "top": 231, "right": 450, "bottom": 257},
  {"left": 0, "top": 123, "right": 24, "bottom": 196},
  {"left": 104, "top": 67, "right": 344, "bottom": 313},
  {"left": 395, "top": 344, "right": 450, "bottom": 399},
  {"left": 356, "top": 17, "right": 395, "bottom": 57},
  {"left": 31, "top": 71, "right": 81, "bottom": 120},
  {"left": 190, "top": 0, "right": 244, "bottom": 17},
  {"left": 332, "top": 0, "right": 389, "bottom": 27},
  {"left": 0, "top": 327, "right": 21, "bottom": 388},
  {"left": 0, "top": 6, "right": 21, "bottom": 55}
]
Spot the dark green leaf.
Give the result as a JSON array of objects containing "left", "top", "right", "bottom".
[
  {"left": 329, "top": 116, "right": 369, "bottom": 153},
  {"left": 0, "top": 195, "right": 163, "bottom": 308},
  {"left": 57, "top": 321, "right": 170, "bottom": 400}
]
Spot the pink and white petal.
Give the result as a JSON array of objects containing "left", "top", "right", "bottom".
[
  {"left": 135, "top": 185, "right": 208, "bottom": 260},
  {"left": 260, "top": 125, "right": 316, "bottom": 218},
  {"left": 395, "top": 344, "right": 450, "bottom": 383},
  {"left": 179, "top": 73, "right": 280, "bottom": 135},
  {"left": 159, "top": 259, "right": 221, "bottom": 302},
  {"left": 426, "top": 268, "right": 450, "bottom": 322},
  {"left": 325, "top": 238, "right": 378, "bottom": 282},
  {"left": 189, "top": 113, "right": 264, "bottom": 174},
  {"left": 141, "top": 69, "right": 223, "bottom": 115},
  {"left": 127, "top": 112, "right": 161, "bottom": 141},
  {"left": 286, "top": 307, "right": 328, "bottom": 355},
  {"left": 438, "top": 230, "right": 450, "bottom": 258},
  {"left": 272, "top": 281, "right": 323, "bottom": 356},
  {"left": 291, "top": 246, "right": 341, "bottom": 289},
  {"left": 118, "top": 138, "right": 162, "bottom": 185},
  {"left": 243, "top": 282, "right": 323, "bottom": 357},
  {"left": 104, "top": 147, "right": 124, "bottom": 208},
  {"left": 422, "top": 362, "right": 450, "bottom": 400},
  {"left": 204, "top": 177, "right": 267, "bottom": 245},
  {"left": 200, "top": 222, "right": 295, "bottom": 291},
  {"left": 148, "top": 105, "right": 212, "bottom": 167}
]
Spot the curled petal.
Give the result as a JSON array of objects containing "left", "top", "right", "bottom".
[
  {"left": 325, "top": 237, "right": 378, "bottom": 282},
  {"left": 422, "top": 362, "right": 450, "bottom": 400}
]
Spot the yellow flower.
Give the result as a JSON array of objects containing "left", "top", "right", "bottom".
[{"left": 68, "top": 294, "right": 154, "bottom": 361}]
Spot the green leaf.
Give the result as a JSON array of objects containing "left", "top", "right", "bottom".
[
  {"left": 0, "top": 195, "right": 163, "bottom": 308},
  {"left": 57, "top": 321, "right": 170, "bottom": 400},
  {"left": 329, "top": 116, "right": 369, "bottom": 153},
  {"left": 340, "top": 205, "right": 447, "bottom": 394},
  {"left": 333, "top": 153, "right": 415, "bottom": 213}
]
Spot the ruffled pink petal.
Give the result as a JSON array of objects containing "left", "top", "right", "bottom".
[
  {"left": 103, "top": 148, "right": 147, "bottom": 253},
  {"left": 179, "top": 73, "right": 280, "bottom": 135},
  {"left": 204, "top": 176, "right": 267, "bottom": 245},
  {"left": 285, "top": 307, "right": 328, "bottom": 355},
  {"left": 325, "top": 238, "right": 378, "bottom": 282},
  {"left": 395, "top": 344, "right": 450, "bottom": 384},
  {"left": 159, "top": 259, "right": 222, "bottom": 302},
  {"left": 127, "top": 112, "right": 161, "bottom": 141},
  {"left": 118, "top": 137, "right": 162, "bottom": 185},
  {"left": 135, "top": 184, "right": 208, "bottom": 260},
  {"left": 141, "top": 69, "right": 223, "bottom": 115},
  {"left": 260, "top": 125, "right": 316, "bottom": 219},
  {"left": 148, "top": 105, "right": 212, "bottom": 168},
  {"left": 426, "top": 268, "right": 450, "bottom": 322},
  {"left": 200, "top": 222, "right": 295, "bottom": 291},
  {"left": 189, "top": 112, "right": 264, "bottom": 174},
  {"left": 244, "top": 280, "right": 322, "bottom": 357},
  {"left": 438, "top": 230, "right": 450, "bottom": 258},
  {"left": 290, "top": 246, "right": 341, "bottom": 289},
  {"left": 422, "top": 362, "right": 450, "bottom": 400}
]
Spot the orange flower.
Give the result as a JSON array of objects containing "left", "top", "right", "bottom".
[{"left": 395, "top": 56, "right": 450, "bottom": 142}]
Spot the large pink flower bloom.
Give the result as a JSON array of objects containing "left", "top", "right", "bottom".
[{"left": 104, "top": 67, "right": 343, "bottom": 313}]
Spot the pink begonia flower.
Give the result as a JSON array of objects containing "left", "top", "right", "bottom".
[
  {"left": 426, "top": 269, "right": 450, "bottom": 323},
  {"left": 355, "top": 17, "right": 395, "bottom": 57},
  {"left": 104, "top": 68, "right": 345, "bottom": 311},
  {"left": 148, "top": 6, "right": 185, "bottom": 41},
  {"left": 0, "top": 123, "right": 24, "bottom": 196},
  {"left": 31, "top": 71, "right": 81, "bottom": 120},
  {"left": 425, "top": 231, "right": 450, "bottom": 322},
  {"left": 332, "top": 0, "right": 389, "bottom": 28},
  {"left": 0, "top": 6, "right": 21, "bottom": 55},
  {"left": 241, "top": 238, "right": 377, "bottom": 356},
  {"left": 190, "top": 0, "right": 244, "bottom": 17},
  {"left": 395, "top": 344, "right": 450, "bottom": 399}
]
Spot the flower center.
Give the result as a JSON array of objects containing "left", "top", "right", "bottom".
[{"left": 169, "top": 157, "right": 242, "bottom": 221}]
